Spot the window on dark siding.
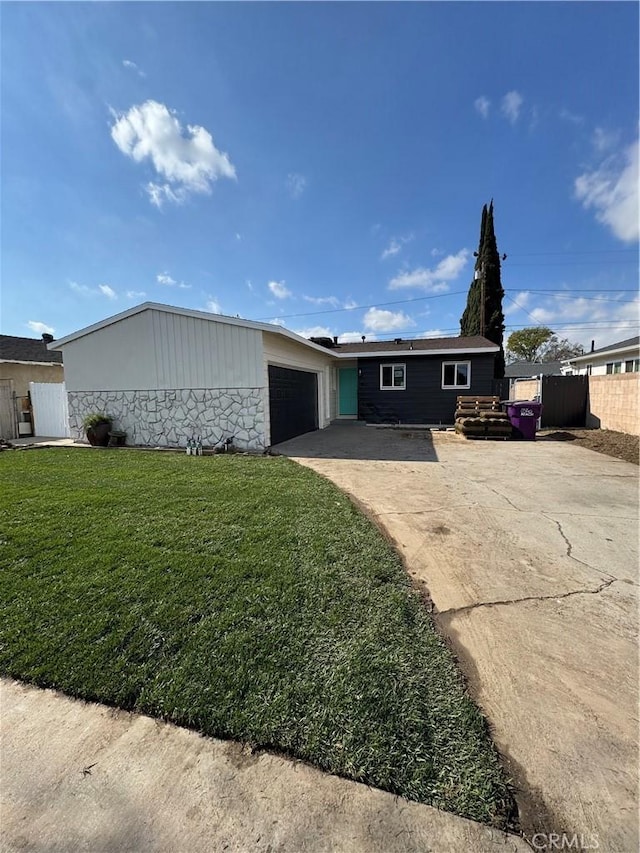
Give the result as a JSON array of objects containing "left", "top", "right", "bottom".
[
  {"left": 442, "top": 361, "right": 471, "bottom": 389},
  {"left": 380, "top": 363, "right": 406, "bottom": 390}
]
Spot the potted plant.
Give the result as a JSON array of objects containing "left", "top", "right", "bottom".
[{"left": 82, "top": 413, "right": 112, "bottom": 447}]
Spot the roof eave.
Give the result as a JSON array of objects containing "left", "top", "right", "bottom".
[
  {"left": 48, "top": 302, "right": 339, "bottom": 358},
  {"left": 334, "top": 346, "right": 500, "bottom": 358},
  {"left": 565, "top": 343, "right": 640, "bottom": 364},
  {"left": 0, "top": 358, "right": 63, "bottom": 366}
]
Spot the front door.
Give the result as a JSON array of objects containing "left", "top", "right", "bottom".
[{"left": 338, "top": 367, "right": 358, "bottom": 416}]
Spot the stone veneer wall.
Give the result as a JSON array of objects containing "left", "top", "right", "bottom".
[{"left": 68, "top": 388, "right": 266, "bottom": 449}]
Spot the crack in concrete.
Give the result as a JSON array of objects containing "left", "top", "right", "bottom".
[
  {"left": 544, "top": 515, "right": 617, "bottom": 579},
  {"left": 436, "top": 578, "right": 618, "bottom": 618},
  {"left": 485, "top": 485, "right": 522, "bottom": 512}
]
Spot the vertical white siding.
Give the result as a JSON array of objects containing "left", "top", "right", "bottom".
[{"left": 62, "top": 309, "right": 263, "bottom": 392}]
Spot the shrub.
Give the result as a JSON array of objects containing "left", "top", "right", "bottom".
[{"left": 82, "top": 412, "right": 112, "bottom": 431}]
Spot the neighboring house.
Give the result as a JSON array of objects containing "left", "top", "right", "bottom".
[
  {"left": 563, "top": 336, "right": 640, "bottom": 376},
  {"left": 504, "top": 361, "right": 563, "bottom": 379},
  {"left": 49, "top": 302, "right": 499, "bottom": 449},
  {"left": 504, "top": 361, "right": 563, "bottom": 398},
  {"left": 0, "top": 333, "right": 64, "bottom": 438}
]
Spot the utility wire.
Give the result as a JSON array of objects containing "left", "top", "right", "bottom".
[{"left": 253, "top": 288, "right": 638, "bottom": 322}]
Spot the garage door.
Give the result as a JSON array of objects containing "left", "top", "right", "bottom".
[{"left": 268, "top": 365, "right": 318, "bottom": 445}]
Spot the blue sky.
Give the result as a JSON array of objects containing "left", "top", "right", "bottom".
[{"left": 2, "top": 1, "right": 638, "bottom": 350}]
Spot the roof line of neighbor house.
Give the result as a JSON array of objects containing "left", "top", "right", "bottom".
[
  {"left": 48, "top": 301, "right": 500, "bottom": 359},
  {"left": 564, "top": 336, "right": 640, "bottom": 364},
  {"left": 0, "top": 359, "right": 63, "bottom": 367},
  {"left": 46, "top": 302, "right": 339, "bottom": 358}
]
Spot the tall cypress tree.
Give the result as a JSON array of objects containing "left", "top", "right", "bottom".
[{"left": 460, "top": 200, "right": 505, "bottom": 378}]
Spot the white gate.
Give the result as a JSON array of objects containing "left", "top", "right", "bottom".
[{"left": 29, "top": 382, "right": 70, "bottom": 438}]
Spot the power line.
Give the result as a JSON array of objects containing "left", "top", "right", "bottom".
[
  {"left": 329, "top": 320, "right": 639, "bottom": 344},
  {"left": 253, "top": 291, "right": 468, "bottom": 321},
  {"left": 253, "top": 287, "right": 638, "bottom": 323},
  {"left": 505, "top": 260, "right": 637, "bottom": 267},
  {"left": 505, "top": 249, "right": 637, "bottom": 257}
]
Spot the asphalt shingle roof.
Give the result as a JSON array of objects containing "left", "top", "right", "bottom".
[
  {"left": 504, "top": 361, "right": 563, "bottom": 378},
  {"left": 575, "top": 336, "right": 640, "bottom": 359},
  {"left": 0, "top": 335, "right": 63, "bottom": 364},
  {"left": 333, "top": 335, "right": 498, "bottom": 354}
]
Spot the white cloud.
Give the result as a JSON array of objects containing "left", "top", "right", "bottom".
[
  {"left": 529, "top": 306, "right": 556, "bottom": 324},
  {"left": 268, "top": 280, "right": 291, "bottom": 299},
  {"left": 559, "top": 108, "right": 584, "bottom": 125},
  {"left": 430, "top": 247, "right": 443, "bottom": 257},
  {"left": 205, "top": 298, "right": 222, "bottom": 314},
  {"left": 381, "top": 239, "right": 401, "bottom": 260},
  {"left": 27, "top": 321, "right": 55, "bottom": 335},
  {"left": 303, "top": 295, "right": 340, "bottom": 307},
  {"left": 268, "top": 317, "right": 286, "bottom": 327},
  {"left": 339, "top": 331, "right": 378, "bottom": 343},
  {"left": 292, "top": 325, "right": 333, "bottom": 339},
  {"left": 363, "top": 307, "right": 415, "bottom": 333},
  {"left": 592, "top": 127, "right": 620, "bottom": 153},
  {"left": 389, "top": 249, "right": 469, "bottom": 291},
  {"left": 504, "top": 291, "right": 532, "bottom": 316},
  {"left": 246, "top": 279, "right": 254, "bottom": 292},
  {"left": 343, "top": 299, "right": 358, "bottom": 310},
  {"left": 381, "top": 233, "right": 414, "bottom": 261},
  {"left": 126, "top": 290, "right": 146, "bottom": 299},
  {"left": 474, "top": 96, "right": 490, "bottom": 119},
  {"left": 157, "top": 272, "right": 191, "bottom": 289},
  {"left": 574, "top": 137, "right": 639, "bottom": 243},
  {"left": 235, "top": 233, "right": 242, "bottom": 241},
  {"left": 69, "top": 281, "right": 117, "bottom": 299},
  {"left": 511, "top": 292, "right": 640, "bottom": 350},
  {"left": 421, "top": 329, "right": 445, "bottom": 338},
  {"left": 110, "top": 100, "right": 236, "bottom": 207},
  {"left": 286, "top": 173, "right": 307, "bottom": 199},
  {"left": 501, "top": 90, "right": 524, "bottom": 124},
  {"left": 99, "top": 284, "right": 117, "bottom": 299},
  {"left": 122, "top": 59, "right": 146, "bottom": 78}
]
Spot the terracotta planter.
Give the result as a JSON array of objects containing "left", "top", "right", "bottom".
[{"left": 86, "top": 422, "right": 111, "bottom": 447}]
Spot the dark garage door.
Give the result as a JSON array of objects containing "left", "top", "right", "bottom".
[{"left": 268, "top": 365, "right": 318, "bottom": 445}]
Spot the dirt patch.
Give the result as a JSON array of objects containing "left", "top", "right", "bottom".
[{"left": 538, "top": 428, "right": 638, "bottom": 465}]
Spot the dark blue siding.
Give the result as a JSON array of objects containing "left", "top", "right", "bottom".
[{"left": 357, "top": 353, "right": 496, "bottom": 424}]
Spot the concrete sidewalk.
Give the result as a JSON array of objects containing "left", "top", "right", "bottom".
[
  {"left": 277, "top": 427, "right": 639, "bottom": 852},
  {"left": 1, "top": 679, "right": 528, "bottom": 853},
  {"left": 7, "top": 436, "right": 77, "bottom": 448}
]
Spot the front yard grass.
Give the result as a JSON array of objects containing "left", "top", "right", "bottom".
[{"left": 0, "top": 450, "right": 514, "bottom": 826}]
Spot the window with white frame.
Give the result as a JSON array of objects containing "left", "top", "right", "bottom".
[
  {"left": 625, "top": 359, "right": 640, "bottom": 373},
  {"left": 442, "top": 361, "right": 471, "bottom": 389},
  {"left": 380, "top": 363, "right": 406, "bottom": 390},
  {"left": 606, "top": 361, "right": 622, "bottom": 374}
]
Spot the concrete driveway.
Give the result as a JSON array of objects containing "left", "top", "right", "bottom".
[{"left": 276, "top": 423, "right": 639, "bottom": 853}]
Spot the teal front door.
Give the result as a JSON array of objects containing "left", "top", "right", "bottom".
[{"left": 338, "top": 368, "right": 358, "bottom": 416}]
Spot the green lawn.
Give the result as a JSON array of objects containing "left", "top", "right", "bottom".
[{"left": 0, "top": 449, "right": 514, "bottom": 825}]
